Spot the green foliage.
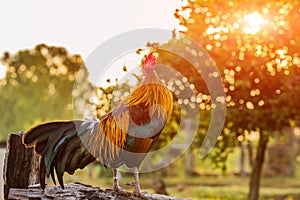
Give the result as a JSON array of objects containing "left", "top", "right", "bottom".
[{"left": 0, "top": 44, "right": 92, "bottom": 140}]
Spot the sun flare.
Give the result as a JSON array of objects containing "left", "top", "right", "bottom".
[
  {"left": 0, "top": 64, "right": 7, "bottom": 79},
  {"left": 243, "top": 12, "right": 268, "bottom": 34}
]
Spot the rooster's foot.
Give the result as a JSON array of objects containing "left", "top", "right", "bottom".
[
  {"left": 112, "top": 185, "right": 130, "bottom": 196},
  {"left": 132, "top": 189, "right": 149, "bottom": 199}
]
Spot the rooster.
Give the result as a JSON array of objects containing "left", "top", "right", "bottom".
[{"left": 22, "top": 53, "right": 173, "bottom": 198}]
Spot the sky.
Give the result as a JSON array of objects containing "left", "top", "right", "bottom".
[
  {"left": 0, "top": 0, "right": 185, "bottom": 83},
  {"left": 0, "top": 0, "right": 184, "bottom": 57}
]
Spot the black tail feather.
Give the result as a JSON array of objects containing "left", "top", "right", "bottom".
[
  {"left": 50, "top": 164, "right": 56, "bottom": 186},
  {"left": 22, "top": 120, "right": 96, "bottom": 189}
]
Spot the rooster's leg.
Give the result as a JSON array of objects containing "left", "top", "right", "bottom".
[
  {"left": 132, "top": 167, "right": 148, "bottom": 199},
  {"left": 112, "top": 169, "right": 129, "bottom": 195}
]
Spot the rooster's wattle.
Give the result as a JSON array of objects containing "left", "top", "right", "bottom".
[{"left": 22, "top": 53, "right": 173, "bottom": 197}]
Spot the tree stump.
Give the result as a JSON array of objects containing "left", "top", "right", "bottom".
[{"left": 3, "top": 132, "right": 41, "bottom": 200}]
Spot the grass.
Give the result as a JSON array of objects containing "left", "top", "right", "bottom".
[{"left": 45, "top": 165, "right": 300, "bottom": 200}]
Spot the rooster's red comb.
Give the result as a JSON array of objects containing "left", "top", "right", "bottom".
[{"left": 143, "top": 53, "right": 156, "bottom": 70}]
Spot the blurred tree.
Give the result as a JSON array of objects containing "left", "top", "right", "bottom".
[
  {"left": 156, "top": 0, "right": 300, "bottom": 200},
  {"left": 0, "top": 44, "right": 92, "bottom": 140}
]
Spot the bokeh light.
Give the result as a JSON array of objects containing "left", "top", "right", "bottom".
[
  {"left": 243, "top": 12, "right": 268, "bottom": 34},
  {"left": 0, "top": 64, "right": 6, "bottom": 79}
]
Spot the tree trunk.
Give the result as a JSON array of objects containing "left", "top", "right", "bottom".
[
  {"left": 247, "top": 140, "right": 254, "bottom": 169},
  {"left": 183, "top": 119, "right": 198, "bottom": 177},
  {"left": 3, "top": 133, "right": 41, "bottom": 200},
  {"left": 247, "top": 132, "right": 269, "bottom": 200},
  {"left": 184, "top": 149, "right": 196, "bottom": 176},
  {"left": 240, "top": 142, "right": 246, "bottom": 177}
]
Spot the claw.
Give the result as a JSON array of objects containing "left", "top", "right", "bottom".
[
  {"left": 132, "top": 189, "right": 149, "bottom": 199},
  {"left": 112, "top": 184, "right": 130, "bottom": 195}
]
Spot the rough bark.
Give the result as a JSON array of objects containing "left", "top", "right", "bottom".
[
  {"left": 8, "top": 183, "right": 187, "bottom": 200},
  {"left": 3, "top": 132, "right": 40, "bottom": 200},
  {"left": 247, "top": 132, "right": 269, "bottom": 200}
]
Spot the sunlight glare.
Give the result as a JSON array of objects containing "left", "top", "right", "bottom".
[
  {"left": 0, "top": 64, "right": 7, "bottom": 79},
  {"left": 243, "top": 12, "right": 268, "bottom": 34}
]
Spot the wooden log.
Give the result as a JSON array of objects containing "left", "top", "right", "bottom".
[
  {"left": 8, "top": 183, "right": 188, "bottom": 200},
  {"left": 3, "top": 132, "right": 41, "bottom": 200}
]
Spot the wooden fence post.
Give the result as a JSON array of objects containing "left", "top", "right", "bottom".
[{"left": 3, "top": 132, "right": 40, "bottom": 200}]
